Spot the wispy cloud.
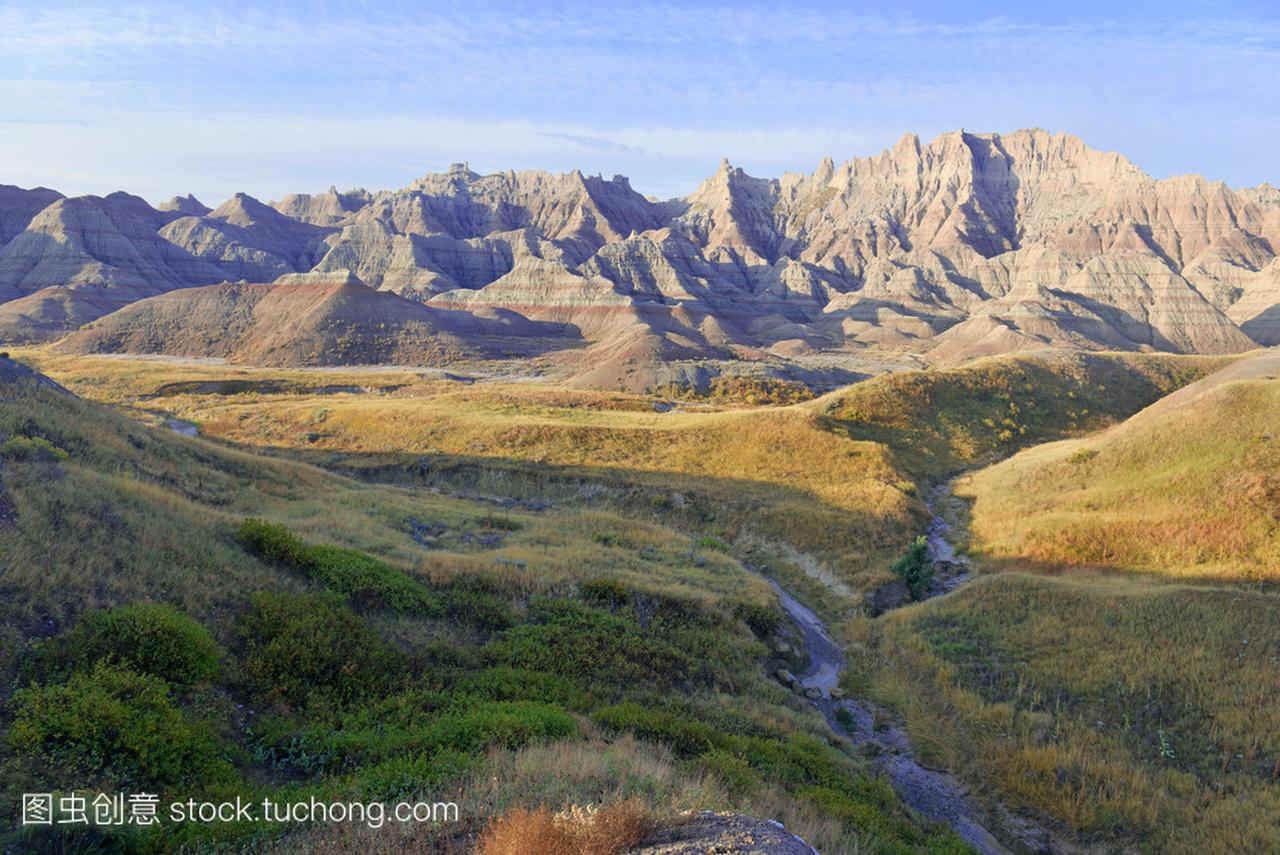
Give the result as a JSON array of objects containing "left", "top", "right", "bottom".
[
  {"left": 539, "top": 133, "right": 649, "bottom": 156},
  {"left": 1, "top": 2, "right": 1277, "bottom": 199}
]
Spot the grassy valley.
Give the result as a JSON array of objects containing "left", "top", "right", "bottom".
[
  {"left": 4, "top": 345, "right": 1276, "bottom": 854},
  {"left": 841, "top": 350, "right": 1280, "bottom": 853},
  {"left": 0, "top": 356, "right": 969, "bottom": 853}
]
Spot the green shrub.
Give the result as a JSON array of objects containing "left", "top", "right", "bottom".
[
  {"left": 700, "top": 748, "right": 760, "bottom": 796},
  {"left": 487, "top": 600, "right": 695, "bottom": 691},
  {"left": 441, "top": 578, "right": 515, "bottom": 630},
  {"left": 891, "top": 536, "right": 933, "bottom": 601},
  {"left": 38, "top": 603, "right": 222, "bottom": 686},
  {"left": 592, "top": 703, "right": 716, "bottom": 757},
  {"left": 7, "top": 665, "right": 233, "bottom": 789},
  {"left": 580, "top": 577, "right": 630, "bottom": 609},
  {"left": 421, "top": 701, "right": 575, "bottom": 753},
  {"left": 1068, "top": 447, "right": 1099, "bottom": 465},
  {"left": 238, "top": 592, "right": 403, "bottom": 708},
  {"left": 238, "top": 519, "right": 442, "bottom": 615},
  {"left": 256, "top": 698, "right": 573, "bottom": 780},
  {"left": 455, "top": 667, "right": 593, "bottom": 711},
  {"left": 0, "top": 435, "right": 68, "bottom": 462},
  {"left": 350, "top": 750, "right": 475, "bottom": 803},
  {"left": 304, "top": 544, "right": 440, "bottom": 613},
  {"left": 732, "top": 601, "right": 781, "bottom": 637},
  {"left": 238, "top": 517, "right": 308, "bottom": 565},
  {"left": 695, "top": 535, "right": 731, "bottom": 552}
]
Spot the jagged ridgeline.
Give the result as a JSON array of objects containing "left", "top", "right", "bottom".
[{"left": 1, "top": 129, "right": 1279, "bottom": 390}]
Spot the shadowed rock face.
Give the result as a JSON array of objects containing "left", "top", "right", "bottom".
[
  {"left": 3, "top": 129, "right": 1278, "bottom": 378},
  {"left": 56, "top": 270, "right": 571, "bottom": 367}
]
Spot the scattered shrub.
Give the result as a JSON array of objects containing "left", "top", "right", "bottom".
[
  {"left": 239, "top": 519, "right": 441, "bottom": 615},
  {"left": 456, "top": 667, "right": 593, "bottom": 711},
  {"left": 350, "top": 749, "right": 475, "bottom": 803},
  {"left": 238, "top": 591, "right": 403, "bottom": 708},
  {"left": 890, "top": 536, "right": 933, "bottom": 601},
  {"left": 421, "top": 701, "right": 576, "bottom": 754},
  {"left": 7, "top": 665, "right": 233, "bottom": 789},
  {"left": 487, "top": 600, "right": 695, "bottom": 691},
  {"left": 1068, "top": 448, "right": 1099, "bottom": 465},
  {"left": 699, "top": 748, "right": 760, "bottom": 796},
  {"left": 592, "top": 703, "right": 716, "bottom": 757},
  {"left": 732, "top": 601, "right": 781, "bottom": 637},
  {"left": 442, "top": 578, "right": 515, "bottom": 630},
  {"left": 0, "top": 435, "right": 68, "bottom": 462},
  {"left": 38, "top": 603, "right": 222, "bottom": 686},
  {"left": 580, "top": 577, "right": 630, "bottom": 609},
  {"left": 695, "top": 535, "right": 730, "bottom": 552}
]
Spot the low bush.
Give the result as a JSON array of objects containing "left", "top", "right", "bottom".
[
  {"left": 0, "top": 435, "right": 68, "bottom": 462},
  {"left": 7, "top": 665, "right": 233, "bottom": 789},
  {"left": 592, "top": 703, "right": 716, "bottom": 758},
  {"left": 580, "top": 577, "right": 630, "bottom": 609},
  {"left": 891, "top": 536, "right": 933, "bottom": 601},
  {"left": 238, "top": 591, "right": 403, "bottom": 709},
  {"left": 349, "top": 749, "right": 475, "bottom": 803},
  {"left": 455, "top": 667, "right": 593, "bottom": 711},
  {"left": 239, "top": 518, "right": 442, "bottom": 615},
  {"left": 732, "top": 600, "right": 781, "bottom": 637},
  {"left": 442, "top": 578, "right": 515, "bottom": 630},
  {"left": 253, "top": 698, "right": 574, "bottom": 779},
  {"left": 1067, "top": 447, "right": 1099, "bottom": 465},
  {"left": 487, "top": 600, "right": 695, "bottom": 691},
  {"left": 422, "top": 701, "right": 576, "bottom": 754},
  {"left": 699, "top": 748, "right": 760, "bottom": 796},
  {"left": 37, "top": 603, "right": 222, "bottom": 686}
]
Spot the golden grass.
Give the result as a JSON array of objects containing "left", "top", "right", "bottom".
[
  {"left": 476, "top": 799, "right": 654, "bottom": 855},
  {"left": 15, "top": 348, "right": 923, "bottom": 595},
  {"left": 958, "top": 373, "right": 1280, "bottom": 581},
  {"left": 846, "top": 572, "right": 1280, "bottom": 853},
  {"left": 0, "top": 377, "right": 774, "bottom": 634}
]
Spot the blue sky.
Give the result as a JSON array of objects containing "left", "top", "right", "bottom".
[{"left": 1, "top": 1, "right": 1277, "bottom": 204}]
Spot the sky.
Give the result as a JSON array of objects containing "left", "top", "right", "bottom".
[{"left": 1, "top": 1, "right": 1278, "bottom": 205}]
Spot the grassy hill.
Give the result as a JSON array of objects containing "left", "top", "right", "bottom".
[
  {"left": 6, "top": 346, "right": 1262, "bottom": 853},
  {"left": 811, "top": 351, "right": 1233, "bottom": 479},
  {"left": 846, "top": 573, "right": 1280, "bottom": 853},
  {"left": 836, "top": 350, "right": 1280, "bottom": 853},
  {"left": 12, "top": 348, "right": 1229, "bottom": 610},
  {"left": 956, "top": 349, "right": 1280, "bottom": 581},
  {"left": 11, "top": 348, "right": 927, "bottom": 605},
  {"left": 0, "top": 357, "right": 966, "bottom": 854}
]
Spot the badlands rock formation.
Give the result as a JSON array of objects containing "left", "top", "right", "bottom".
[
  {"left": 58, "top": 270, "right": 566, "bottom": 368},
  {"left": 6, "top": 130, "right": 1280, "bottom": 385}
]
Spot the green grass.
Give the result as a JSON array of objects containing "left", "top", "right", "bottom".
[
  {"left": 847, "top": 573, "right": 1280, "bottom": 853},
  {"left": 0, "top": 365, "right": 968, "bottom": 853},
  {"left": 5, "top": 346, "right": 1260, "bottom": 853},
  {"left": 812, "top": 351, "right": 1230, "bottom": 478}
]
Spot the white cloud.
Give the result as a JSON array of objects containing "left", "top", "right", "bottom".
[{"left": 0, "top": 3, "right": 1277, "bottom": 197}]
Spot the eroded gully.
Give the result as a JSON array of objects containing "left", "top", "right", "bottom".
[{"left": 763, "top": 483, "right": 1067, "bottom": 855}]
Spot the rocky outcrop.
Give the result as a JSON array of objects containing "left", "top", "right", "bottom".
[
  {"left": 156, "top": 194, "right": 211, "bottom": 216},
  {"left": 631, "top": 812, "right": 818, "bottom": 854}
]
